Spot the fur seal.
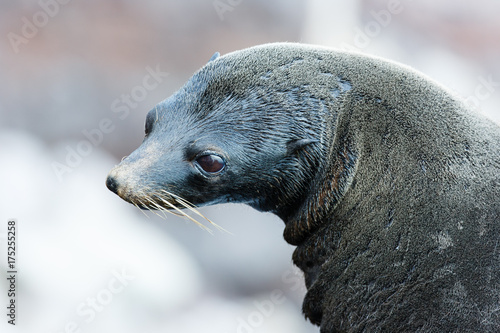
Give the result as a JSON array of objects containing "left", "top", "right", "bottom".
[{"left": 106, "top": 43, "right": 500, "bottom": 332}]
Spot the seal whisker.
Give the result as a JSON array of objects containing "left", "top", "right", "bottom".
[
  {"left": 144, "top": 196, "right": 169, "bottom": 220},
  {"left": 159, "top": 207, "right": 185, "bottom": 218},
  {"left": 154, "top": 194, "right": 214, "bottom": 234},
  {"left": 154, "top": 194, "right": 204, "bottom": 226},
  {"left": 148, "top": 192, "right": 185, "bottom": 218},
  {"left": 174, "top": 198, "right": 229, "bottom": 233},
  {"left": 149, "top": 200, "right": 169, "bottom": 219},
  {"left": 155, "top": 191, "right": 204, "bottom": 225},
  {"left": 133, "top": 201, "right": 150, "bottom": 218},
  {"left": 162, "top": 190, "right": 230, "bottom": 234},
  {"left": 138, "top": 195, "right": 160, "bottom": 218},
  {"left": 133, "top": 194, "right": 152, "bottom": 218}
]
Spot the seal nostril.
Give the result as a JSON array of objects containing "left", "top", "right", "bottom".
[{"left": 106, "top": 176, "right": 119, "bottom": 194}]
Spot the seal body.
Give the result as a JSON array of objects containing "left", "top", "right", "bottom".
[{"left": 106, "top": 43, "right": 500, "bottom": 332}]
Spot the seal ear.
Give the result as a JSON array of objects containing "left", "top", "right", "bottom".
[
  {"left": 208, "top": 52, "right": 220, "bottom": 62},
  {"left": 287, "top": 138, "right": 318, "bottom": 155}
]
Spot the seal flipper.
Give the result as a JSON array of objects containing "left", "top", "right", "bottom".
[
  {"left": 287, "top": 138, "right": 319, "bottom": 155},
  {"left": 208, "top": 52, "right": 220, "bottom": 62}
]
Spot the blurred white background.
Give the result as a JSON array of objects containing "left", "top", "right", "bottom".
[{"left": 0, "top": 1, "right": 499, "bottom": 332}]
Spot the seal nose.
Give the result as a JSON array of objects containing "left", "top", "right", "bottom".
[{"left": 106, "top": 175, "right": 119, "bottom": 194}]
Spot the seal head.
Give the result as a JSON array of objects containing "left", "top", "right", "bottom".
[{"left": 106, "top": 44, "right": 352, "bottom": 223}]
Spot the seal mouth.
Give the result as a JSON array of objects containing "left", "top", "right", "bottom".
[
  {"left": 121, "top": 188, "right": 227, "bottom": 233},
  {"left": 130, "top": 192, "right": 185, "bottom": 211},
  {"left": 135, "top": 201, "right": 180, "bottom": 211},
  {"left": 125, "top": 189, "right": 194, "bottom": 212}
]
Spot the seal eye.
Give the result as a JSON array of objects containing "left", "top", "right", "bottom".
[{"left": 195, "top": 154, "right": 225, "bottom": 174}]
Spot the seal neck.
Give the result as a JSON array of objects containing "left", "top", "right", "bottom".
[{"left": 282, "top": 140, "right": 358, "bottom": 246}]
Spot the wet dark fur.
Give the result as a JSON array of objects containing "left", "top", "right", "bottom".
[{"left": 107, "top": 43, "right": 500, "bottom": 332}]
